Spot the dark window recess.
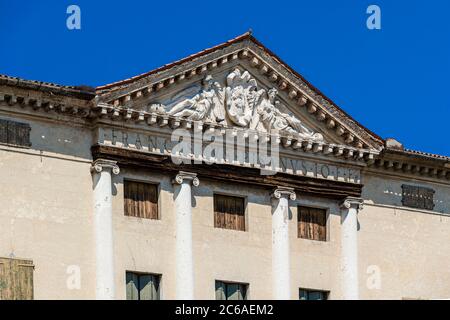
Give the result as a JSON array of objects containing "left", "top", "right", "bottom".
[
  {"left": 299, "top": 288, "right": 329, "bottom": 300},
  {"left": 0, "top": 119, "right": 31, "bottom": 147},
  {"left": 124, "top": 180, "right": 159, "bottom": 219},
  {"left": 401, "top": 185, "right": 435, "bottom": 210},
  {"left": 0, "top": 257, "right": 34, "bottom": 300},
  {"left": 126, "top": 272, "right": 161, "bottom": 300},
  {"left": 298, "top": 206, "right": 327, "bottom": 241},
  {"left": 214, "top": 194, "right": 246, "bottom": 231},
  {"left": 215, "top": 281, "right": 248, "bottom": 300}
]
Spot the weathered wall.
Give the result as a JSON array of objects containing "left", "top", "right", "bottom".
[
  {"left": 112, "top": 171, "right": 344, "bottom": 300},
  {"left": 0, "top": 113, "right": 449, "bottom": 300},
  {"left": 0, "top": 115, "right": 95, "bottom": 299},
  {"left": 90, "top": 168, "right": 450, "bottom": 300},
  {"left": 359, "top": 173, "right": 450, "bottom": 300}
]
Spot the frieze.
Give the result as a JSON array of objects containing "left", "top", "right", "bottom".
[{"left": 97, "top": 127, "right": 361, "bottom": 184}]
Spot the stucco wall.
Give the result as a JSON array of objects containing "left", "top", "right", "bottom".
[
  {"left": 359, "top": 173, "right": 450, "bottom": 299},
  {"left": 0, "top": 114, "right": 449, "bottom": 300},
  {"left": 112, "top": 171, "right": 344, "bottom": 300},
  {"left": 0, "top": 117, "right": 95, "bottom": 299}
]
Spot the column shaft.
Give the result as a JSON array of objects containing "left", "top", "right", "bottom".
[
  {"left": 271, "top": 187, "right": 296, "bottom": 300},
  {"left": 92, "top": 159, "right": 119, "bottom": 300},
  {"left": 340, "top": 197, "right": 363, "bottom": 300},
  {"left": 173, "top": 172, "right": 199, "bottom": 300}
]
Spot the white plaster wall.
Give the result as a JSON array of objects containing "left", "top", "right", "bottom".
[
  {"left": 0, "top": 117, "right": 95, "bottom": 299},
  {"left": 1, "top": 114, "right": 450, "bottom": 300},
  {"left": 290, "top": 196, "right": 342, "bottom": 299},
  {"left": 362, "top": 173, "right": 450, "bottom": 214},
  {"left": 112, "top": 169, "right": 177, "bottom": 299},
  {"left": 193, "top": 180, "right": 273, "bottom": 299},
  {"left": 111, "top": 176, "right": 345, "bottom": 300},
  {"left": 359, "top": 173, "right": 450, "bottom": 299}
]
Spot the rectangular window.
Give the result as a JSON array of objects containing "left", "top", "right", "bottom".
[
  {"left": 298, "top": 206, "right": 327, "bottom": 241},
  {"left": 0, "top": 257, "right": 34, "bottom": 300},
  {"left": 215, "top": 281, "right": 248, "bottom": 300},
  {"left": 401, "top": 184, "right": 435, "bottom": 210},
  {"left": 124, "top": 180, "right": 159, "bottom": 219},
  {"left": 126, "top": 271, "right": 161, "bottom": 300},
  {"left": 299, "top": 288, "right": 328, "bottom": 300},
  {"left": 0, "top": 118, "right": 31, "bottom": 147},
  {"left": 214, "top": 194, "right": 246, "bottom": 231}
]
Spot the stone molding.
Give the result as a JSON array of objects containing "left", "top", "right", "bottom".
[
  {"left": 272, "top": 186, "right": 296, "bottom": 201},
  {"left": 173, "top": 171, "right": 200, "bottom": 187},
  {"left": 340, "top": 197, "right": 364, "bottom": 211},
  {"left": 91, "top": 159, "right": 120, "bottom": 175}
]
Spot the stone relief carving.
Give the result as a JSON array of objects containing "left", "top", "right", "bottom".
[
  {"left": 149, "top": 75, "right": 225, "bottom": 123},
  {"left": 225, "top": 69, "right": 257, "bottom": 127},
  {"left": 148, "top": 68, "right": 323, "bottom": 141},
  {"left": 250, "top": 87, "right": 322, "bottom": 140}
]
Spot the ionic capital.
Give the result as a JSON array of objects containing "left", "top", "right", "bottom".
[
  {"left": 91, "top": 159, "right": 120, "bottom": 175},
  {"left": 173, "top": 171, "right": 200, "bottom": 187},
  {"left": 340, "top": 197, "right": 364, "bottom": 211},
  {"left": 272, "top": 187, "right": 296, "bottom": 201}
]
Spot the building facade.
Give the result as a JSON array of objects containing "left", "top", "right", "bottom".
[{"left": 0, "top": 33, "right": 449, "bottom": 300}]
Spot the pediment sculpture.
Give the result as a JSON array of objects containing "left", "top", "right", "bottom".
[{"left": 149, "top": 68, "right": 323, "bottom": 141}]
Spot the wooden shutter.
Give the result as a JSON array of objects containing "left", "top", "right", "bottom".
[
  {"left": 126, "top": 272, "right": 160, "bottom": 300},
  {"left": 227, "top": 283, "right": 240, "bottom": 300},
  {"left": 401, "top": 184, "right": 435, "bottom": 210},
  {"left": 0, "top": 119, "right": 8, "bottom": 144},
  {"left": 227, "top": 283, "right": 247, "bottom": 300},
  {"left": 0, "top": 119, "right": 31, "bottom": 147},
  {"left": 215, "top": 281, "right": 226, "bottom": 300},
  {"left": 124, "top": 180, "right": 158, "bottom": 219},
  {"left": 299, "top": 288, "right": 328, "bottom": 300},
  {"left": 298, "top": 207, "right": 327, "bottom": 241},
  {"left": 0, "top": 257, "right": 34, "bottom": 300},
  {"left": 126, "top": 272, "right": 139, "bottom": 300},
  {"left": 139, "top": 274, "right": 160, "bottom": 300},
  {"left": 214, "top": 194, "right": 245, "bottom": 231},
  {"left": 216, "top": 281, "right": 247, "bottom": 300}
]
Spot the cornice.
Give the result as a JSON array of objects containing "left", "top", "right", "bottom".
[
  {"left": 0, "top": 74, "right": 95, "bottom": 100},
  {"left": 91, "top": 103, "right": 378, "bottom": 164},
  {"left": 366, "top": 149, "right": 450, "bottom": 182},
  {"left": 0, "top": 86, "right": 93, "bottom": 119}
]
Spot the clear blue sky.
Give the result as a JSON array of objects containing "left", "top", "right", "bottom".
[{"left": 0, "top": 0, "right": 449, "bottom": 155}]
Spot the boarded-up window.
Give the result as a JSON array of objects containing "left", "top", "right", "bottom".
[
  {"left": 215, "top": 281, "right": 248, "bottom": 300},
  {"left": 126, "top": 272, "right": 160, "bottom": 300},
  {"left": 214, "top": 194, "right": 245, "bottom": 231},
  {"left": 298, "top": 206, "right": 327, "bottom": 241},
  {"left": 124, "top": 180, "right": 158, "bottom": 219},
  {"left": 299, "top": 288, "right": 329, "bottom": 300},
  {"left": 0, "top": 257, "right": 34, "bottom": 300},
  {"left": 0, "top": 119, "right": 31, "bottom": 147},
  {"left": 401, "top": 184, "right": 435, "bottom": 210}
]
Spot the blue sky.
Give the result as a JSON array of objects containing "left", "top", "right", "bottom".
[{"left": 0, "top": 0, "right": 449, "bottom": 155}]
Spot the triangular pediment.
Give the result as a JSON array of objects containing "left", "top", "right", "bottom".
[{"left": 96, "top": 33, "right": 383, "bottom": 152}]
